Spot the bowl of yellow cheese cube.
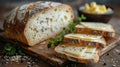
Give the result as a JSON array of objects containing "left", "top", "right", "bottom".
[{"left": 78, "top": 2, "right": 114, "bottom": 23}]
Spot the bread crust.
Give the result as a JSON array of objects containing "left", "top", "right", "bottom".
[
  {"left": 75, "top": 24, "right": 115, "bottom": 38},
  {"left": 64, "top": 34, "right": 106, "bottom": 49},
  {"left": 56, "top": 53, "right": 99, "bottom": 63},
  {"left": 4, "top": 1, "right": 74, "bottom": 46},
  {"left": 64, "top": 37, "right": 104, "bottom": 49},
  {"left": 55, "top": 44, "right": 100, "bottom": 63}
]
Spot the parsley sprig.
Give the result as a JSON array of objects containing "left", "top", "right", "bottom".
[
  {"left": 47, "top": 14, "right": 86, "bottom": 48},
  {"left": 78, "top": 14, "right": 87, "bottom": 22},
  {"left": 47, "top": 28, "right": 66, "bottom": 48},
  {"left": 4, "top": 42, "right": 23, "bottom": 55}
]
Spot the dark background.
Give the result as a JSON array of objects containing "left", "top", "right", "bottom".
[{"left": 0, "top": 0, "right": 120, "bottom": 4}]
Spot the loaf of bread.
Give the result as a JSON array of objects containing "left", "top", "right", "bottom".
[
  {"left": 64, "top": 34, "right": 106, "bottom": 48},
  {"left": 55, "top": 44, "right": 100, "bottom": 63},
  {"left": 75, "top": 22, "right": 115, "bottom": 38},
  {"left": 4, "top": 1, "right": 74, "bottom": 46}
]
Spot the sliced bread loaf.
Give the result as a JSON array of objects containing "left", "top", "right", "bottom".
[
  {"left": 55, "top": 44, "right": 100, "bottom": 63},
  {"left": 64, "top": 34, "right": 106, "bottom": 48},
  {"left": 4, "top": 1, "right": 74, "bottom": 46},
  {"left": 75, "top": 22, "right": 115, "bottom": 38}
]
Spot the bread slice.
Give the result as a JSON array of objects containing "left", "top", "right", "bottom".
[
  {"left": 55, "top": 44, "right": 100, "bottom": 63},
  {"left": 4, "top": 1, "right": 74, "bottom": 46},
  {"left": 75, "top": 22, "right": 115, "bottom": 38},
  {"left": 64, "top": 34, "right": 106, "bottom": 48}
]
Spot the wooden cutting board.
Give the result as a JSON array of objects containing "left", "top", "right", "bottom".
[{"left": 0, "top": 32, "right": 120, "bottom": 67}]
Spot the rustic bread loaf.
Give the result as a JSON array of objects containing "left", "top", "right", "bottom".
[
  {"left": 55, "top": 44, "right": 100, "bottom": 63},
  {"left": 64, "top": 34, "right": 106, "bottom": 48},
  {"left": 75, "top": 22, "right": 115, "bottom": 38},
  {"left": 4, "top": 1, "right": 74, "bottom": 46}
]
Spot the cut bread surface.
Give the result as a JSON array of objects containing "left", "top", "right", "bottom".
[
  {"left": 24, "top": 5, "right": 73, "bottom": 46},
  {"left": 4, "top": 1, "right": 74, "bottom": 46},
  {"left": 80, "top": 22, "right": 114, "bottom": 32},
  {"left": 75, "top": 22, "right": 115, "bottom": 38},
  {"left": 55, "top": 44, "right": 99, "bottom": 63},
  {"left": 64, "top": 34, "right": 106, "bottom": 48}
]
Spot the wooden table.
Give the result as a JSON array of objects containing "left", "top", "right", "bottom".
[{"left": 0, "top": 4, "right": 120, "bottom": 67}]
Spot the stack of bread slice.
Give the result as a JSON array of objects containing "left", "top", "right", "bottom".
[{"left": 55, "top": 22, "right": 115, "bottom": 63}]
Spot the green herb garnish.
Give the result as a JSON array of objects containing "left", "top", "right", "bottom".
[
  {"left": 54, "top": 36, "right": 62, "bottom": 46},
  {"left": 78, "top": 14, "right": 87, "bottom": 23},
  {"left": 4, "top": 43, "right": 16, "bottom": 55},
  {"left": 4, "top": 42, "right": 23, "bottom": 55},
  {"left": 7, "top": 47, "right": 16, "bottom": 55},
  {"left": 4, "top": 43, "right": 13, "bottom": 51},
  {"left": 47, "top": 29, "right": 66, "bottom": 48},
  {"left": 69, "top": 22, "right": 77, "bottom": 33},
  {"left": 47, "top": 14, "right": 86, "bottom": 48}
]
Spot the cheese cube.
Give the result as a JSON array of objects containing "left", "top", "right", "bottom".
[
  {"left": 107, "top": 8, "right": 112, "bottom": 13},
  {"left": 90, "top": 2, "right": 97, "bottom": 8},
  {"left": 98, "top": 5, "right": 107, "bottom": 13},
  {"left": 84, "top": 3, "right": 90, "bottom": 11},
  {"left": 83, "top": 2, "right": 112, "bottom": 14},
  {"left": 89, "top": 7, "right": 99, "bottom": 14}
]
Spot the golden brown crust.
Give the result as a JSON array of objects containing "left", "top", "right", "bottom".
[
  {"left": 75, "top": 27, "right": 115, "bottom": 38},
  {"left": 64, "top": 36, "right": 105, "bottom": 49},
  {"left": 55, "top": 48, "right": 100, "bottom": 63},
  {"left": 55, "top": 44, "right": 100, "bottom": 63},
  {"left": 4, "top": 1, "right": 74, "bottom": 46}
]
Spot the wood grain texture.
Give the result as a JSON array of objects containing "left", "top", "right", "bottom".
[
  {"left": 100, "top": 36, "right": 120, "bottom": 56},
  {"left": 0, "top": 32, "right": 120, "bottom": 66}
]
